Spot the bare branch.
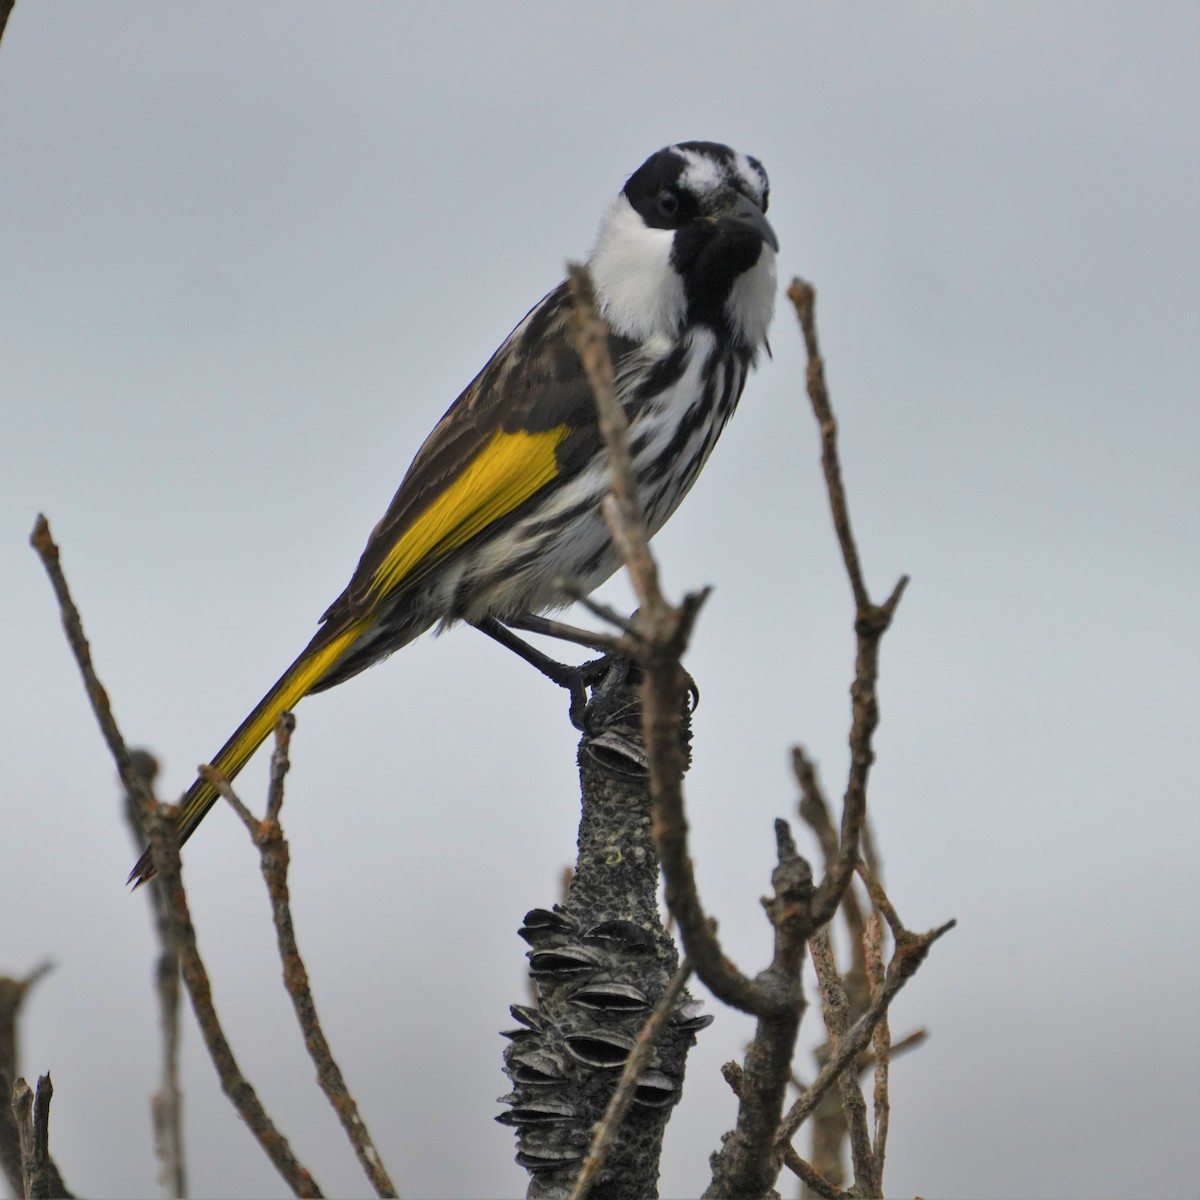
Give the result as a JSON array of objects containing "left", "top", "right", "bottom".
[
  {"left": 565, "top": 271, "right": 833, "bottom": 1197},
  {"left": 144, "top": 802, "right": 324, "bottom": 1197},
  {"left": 0, "top": 965, "right": 53, "bottom": 1087},
  {"left": 553, "top": 582, "right": 641, "bottom": 639},
  {"left": 809, "top": 930, "right": 877, "bottom": 1195},
  {"left": 794, "top": 747, "right": 869, "bottom": 990},
  {"left": 30, "top": 516, "right": 323, "bottom": 1198},
  {"left": 872, "top": 1027, "right": 926, "bottom": 1064},
  {"left": 780, "top": 1145, "right": 852, "bottom": 1200},
  {"left": 565, "top": 263, "right": 660, "bottom": 611},
  {"left": 776, "top": 916, "right": 955, "bottom": 1152},
  {"left": 263, "top": 713, "right": 293, "bottom": 824},
  {"left": 561, "top": 271, "right": 940, "bottom": 1195},
  {"left": 855, "top": 859, "right": 906, "bottom": 938},
  {"left": 30, "top": 516, "right": 156, "bottom": 819},
  {"left": 797, "top": 1026, "right": 926, "bottom": 1084},
  {"left": 121, "top": 752, "right": 187, "bottom": 1199},
  {"left": 12, "top": 1074, "right": 72, "bottom": 1199},
  {"left": 864, "top": 912, "right": 891, "bottom": 1182},
  {"left": 703, "top": 822, "right": 814, "bottom": 1197},
  {"left": 1, "top": 972, "right": 69, "bottom": 1200},
  {"left": 786, "top": 280, "right": 869, "bottom": 612},
  {"left": 783, "top": 285, "right": 909, "bottom": 932},
  {"left": 205, "top": 725, "right": 398, "bottom": 1199}
]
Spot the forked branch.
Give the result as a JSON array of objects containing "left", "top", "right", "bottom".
[
  {"left": 785, "top": 280, "right": 909, "bottom": 930},
  {"left": 31, "top": 517, "right": 324, "bottom": 1199},
  {"left": 200, "top": 724, "right": 399, "bottom": 1199}
]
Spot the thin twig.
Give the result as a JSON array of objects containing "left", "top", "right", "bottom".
[
  {"left": 0, "top": 965, "right": 53, "bottom": 1086},
  {"left": 860, "top": 820, "right": 882, "bottom": 880},
  {"left": 567, "top": 962, "right": 694, "bottom": 1200},
  {"left": 198, "top": 767, "right": 257, "bottom": 832},
  {"left": 122, "top": 751, "right": 187, "bottom": 1199},
  {"left": 794, "top": 747, "right": 869, "bottom": 989},
  {"left": 721, "top": 1061, "right": 746, "bottom": 1100},
  {"left": 860, "top": 1027, "right": 926, "bottom": 1073},
  {"left": 855, "top": 859, "right": 906, "bottom": 937},
  {"left": 787, "top": 281, "right": 868, "bottom": 612},
  {"left": 203, "top": 725, "right": 398, "bottom": 1199},
  {"left": 787, "top": 275, "right": 907, "bottom": 1192},
  {"left": 864, "top": 912, "right": 891, "bottom": 1182},
  {"left": 783, "top": 284, "right": 909, "bottom": 932},
  {"left": 776, "top": 916, "right": 955, "bottom": 1150},
  {"left": 11, "top": 1077, "right": 35, "bottom": 1199},
  {"left": 263, "top": 715, "right": 292, "bottom": 823},
  {"left": 555, "top": 580, "right": 642, "bottom": 638},
  {"left": 31, "top": 1076, "right": 55, "bottom": 1200},
  {"left": 30, "top": 516, "right": 156, "bottom": 817},
  {"left": 567, "top": 267, "right": 818, "bottom": 1198},
  {"left": 702, "top": 823, "right": 814, "bottom": 1197},
  {"left": 780, "top": 1144, "right": 851, "bottom": 1200},
  {"left": 12, "top": 1074, "right": 72, "bottom": 1200},
  {"left": 809, "top": 930, "right": 877, "bottom": 1195},
  {"left": 145, "top": 802, "right": 324, "bottom": 1197},
  {"left": 30, "top": 516, "right": 323, "bottom": 1198},
  {"left": 784, "top": 1026, "right": 927, "bottom": 1099},
  {"left": 0, "top": 968, "right": 60, "bottom": 1199},
  {"left": 795, "top": 746, "right": 894, "bottom": 1186},
  {"left": 793, "top": 747, "right": 837, "bottom": 862},
  {"left": 565, "top": 264, "right": 660, "bottom": 610}
]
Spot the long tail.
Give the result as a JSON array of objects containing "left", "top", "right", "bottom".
[{"left": 127, "top": 617, "right": 370, "bottom": 886}]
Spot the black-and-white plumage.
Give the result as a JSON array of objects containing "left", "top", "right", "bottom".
[
  {"left": 130, "top": 140, "right": 778, "bottom": 883},
  {"left": 322, "top": 141, "right": 777, "bottom": 680}
]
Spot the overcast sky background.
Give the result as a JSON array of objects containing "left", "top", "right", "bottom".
[{"left": 2, "top": 4, "right": 1197, "bottom": 1198}]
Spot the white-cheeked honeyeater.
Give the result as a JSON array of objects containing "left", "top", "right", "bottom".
[{"left": 130, "top": 140, "right": 777, "bottom": 885}]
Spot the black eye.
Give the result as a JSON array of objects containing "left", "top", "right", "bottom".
[{"left": 656, "top": 188, "right": 680, "bottom": 219}]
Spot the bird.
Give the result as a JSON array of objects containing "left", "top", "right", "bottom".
[{"left": 129, "top": 140, "right": 777, "bottom": 885}]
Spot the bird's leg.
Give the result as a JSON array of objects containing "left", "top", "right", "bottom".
[
  {"left": 502, "top": 612, "right": 616, "bottom": 652},
  {"left": 495, "top": 612, "right": 701, "bottom": 715},
  {"left": 471, "top": 616, "right": 615, "bottom": 729}
]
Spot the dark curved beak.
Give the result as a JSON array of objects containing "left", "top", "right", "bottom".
[{"left": 726, "top": 194, "right": 779, "bottom": 253}]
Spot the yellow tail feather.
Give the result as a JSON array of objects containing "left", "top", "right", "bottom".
[
  {"left": 128, "top": 619, "right": 367, "bottom": 885},
  {"left": 128, "top": 423, "right": 572, "bottom": 887}
]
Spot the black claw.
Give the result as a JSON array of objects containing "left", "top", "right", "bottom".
[
  {"left": 472, "top": 618, "right": 643, "bottom": 733},
  {"left": 581, "top": 656, "right": 616, "bottom": 686},
  {"left": 567, "top": 656, "right": 628, "bottom": 732},
  {"left": 567, "top": 673, "right": 591, "bottom": 731}
]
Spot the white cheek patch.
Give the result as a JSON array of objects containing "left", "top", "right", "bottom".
[
  {"left": 725, "top": 244, "right": 777, "bottom": 350},
  {"left": 588, "top": 196, "right": 687, "bottom": 342}
]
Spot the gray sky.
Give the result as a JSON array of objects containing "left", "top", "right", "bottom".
[{"left": 2, "top": 4, "right": 1197, "bottom": 1197}]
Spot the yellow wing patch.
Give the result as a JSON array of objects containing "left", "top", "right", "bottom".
[
  {"left": 368, "top": 425, "right": 569, "bottom": 602},
  {"left": 172, "top": 426, "right": 567, "bottom": 846}
]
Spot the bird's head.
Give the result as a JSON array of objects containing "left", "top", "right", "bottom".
[{"left": 589, "top": 141, "right": 777, "bottom": 350}]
